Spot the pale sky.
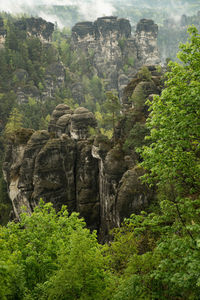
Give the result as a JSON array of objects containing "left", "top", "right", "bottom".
[
  {"left": 0, "top": 0, "right": 194, "bottom": 28},
  {"left": 0, "top": 0, "right": 116, "bottom": 28},
  {"left": 0, "top": 0, "right": 115, "bottom": 17}
]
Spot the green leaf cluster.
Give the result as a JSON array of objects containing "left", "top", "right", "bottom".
[
  {"left": 140, "top": 26, "right": 200, "bottom": 197},
  {"left": 0, "top": 201, "right": 109, "bottom": 299}
]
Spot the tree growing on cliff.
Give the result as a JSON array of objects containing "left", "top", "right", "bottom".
[
  {"left": 103, "top": 91, "right": 121, "bottom": 142},
  {"left": 5, "top": 107, "right": 23, "bottom": 135}
]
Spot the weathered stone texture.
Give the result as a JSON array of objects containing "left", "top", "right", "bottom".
[
  {"left": 71, "top": 17, "right": 160, "bottom": 99},
  {"left": 3, "top": 106, "right": 99, "bottom": 230},
  {"left": 15, "top": 17, "right": 54, "bottom": 42},
  {"left": 3, "top": 98, "right": 154, "bottom": 239}
]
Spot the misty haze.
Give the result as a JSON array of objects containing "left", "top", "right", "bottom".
[{"left": 0, "top": 0, "right": 199, "bottom": 27}]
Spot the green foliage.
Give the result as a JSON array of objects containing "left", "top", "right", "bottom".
[
  {"left": 103, "top": 224, "right": 137, "bottom": 275},
  {"left": 123, "top": 64, "right": 129, "bottom": 74},
  {"left": 111, "top": 198, "right": 200, "bottom": 299},
  {"left": 123, "top": 122, "right": 149, "bottom": 153},
  {"left": 0, "top": 92, "right": 16, "bottom": 128},
  {"left": 129, "top": 83, "right": 146, "bottom": 109},
  {"left": 89, "top": 76, "right": 105, "bottom": 102},
  {"left": 0, "top": 177, "right": 11, "bottom": 225},
  {"left": 59, "top": 39, "right": 71, "bottom": 66},
  {"left": 0, "top": 201, "right": 108, "bottom": 299},
  {"left": 46, "top": 230, "right": 107, "bottom": 300},
  {"left": 140, "top": 26, "right": 200, "bottom": 196},
  {"left": 127, "top": 56, "right": 135, "bottom": 67},
  {"left": 5, "top": 108, "right": 23, "bottom": 135},
  {"left": 118, "top": 37, "right": 127, "bottom": 52},
  {"left": 137, "top": 66, "right": 152, "bottom": 81},
  {"left": 103, "top": 91, "right": 121, "bottom": 134},
  {"left": 18, "top": 96, "right": 61, "bottom": 130}
]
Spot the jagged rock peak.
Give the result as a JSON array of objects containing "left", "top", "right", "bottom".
[
  {"left": 71, "top": 16, "right": 160, "bottom": 99},
  {"left": 48, "top": 104, "right": 96, "bottom": 140},
  {"left": 135, "top": 20, "right": 160, "bottom": 65},
  {"left": 15, "top": 17, "right": 54, "bottom": 42},
  {"left": 136, "top": 19, "right": 158, "bottom": 36},
  {"left": 72, "top": 16, "right": 131, "bottom": 41},
  {"left": 14, "top": 17, "right": 54, "bottom": 42}
]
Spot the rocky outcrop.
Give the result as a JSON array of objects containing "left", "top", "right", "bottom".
[
  {"left": 6, "top": 16, "right": 160, "bottom": 107},
  {"left": 135, "top": 19, "right": 160, "bottom": 65},
  {"left": 16, "top": 85, "right": 40, "bottom": 104},
  {"left": 0, "top": 16, "right": 54, "bottom": 50},
  {"left": 14, "top": 17, "right": 54, "bottom": 43},
  {"left": 3, "top": 105, "right": 100, "bottom": 230},
  {"left": 5, "top": 17, "right": 61, "bottom": 105},
  {"left": 3, "top": 67, "right": 160, "bottom": 238},
  {"left": 122, "top": 65, "right": 163, "bottom": 107},
  {"left": 71, "top": 17, "right": 160, "bottom": 100}
]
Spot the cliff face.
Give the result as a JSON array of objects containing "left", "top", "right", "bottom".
[
  {"left": 71, "top": 17, "right": 160, "bottom": 99},
  {"left": 3, "top": 105, "right": 99, "bottom": 230},
  {"left": 1, "top": 16, "right": 160, "bottom": 107},
  {"left": 0, "top": 16, "right": 64, "bottom": 105},
  {"left": 13, "top": 18, "right": 60, "bottom": 104},
  {"left": 3, "top": 67, "right": 162, "bottom": 240},
  {"left": 0, "top": 16, "right": 54, "bottom": 49}
]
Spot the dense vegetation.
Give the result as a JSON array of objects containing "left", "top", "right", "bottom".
[{"left": 0, "top": 25, "right": 200, "bottom": 299}]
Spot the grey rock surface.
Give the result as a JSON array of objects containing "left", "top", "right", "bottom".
[
  {"left": 3, "top": 101, "right": 154, "bottom": 239},
  {"left": 71, "top": 17, "right": 160, "bottom": 100}
]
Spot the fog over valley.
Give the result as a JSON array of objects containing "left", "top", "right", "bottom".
[{"left": 0, "top": 0, "right": 199, "bottom": 28}]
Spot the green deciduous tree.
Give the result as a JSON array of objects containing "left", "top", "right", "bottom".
[
  {"left": 140, "top": 26, "right": 200, "bottom": 198},
  {"left": 0, "top": 201, "right": 109, "bottom": 299}
]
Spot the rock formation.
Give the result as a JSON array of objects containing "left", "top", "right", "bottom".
[
  {"left": 71, "top": 17, "right": 160, "bottom": 99},
  {"left": 11, "top": 18, "right": 63, "bottom": 104},
  {"left": 0, "top": 17, "right": 54, "bottom": 50},
  {"left": 1, "top": 15, "right": 160, "bottom": 106},
  {"left": 3, "top": 105, "right": 99, "bottom": 231},
  {"left": 14, "top": 17, "right": 54, "bottom": 43},
  {"left": 3, "top": 66, "right": 162, "bottom": 240}
]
